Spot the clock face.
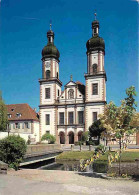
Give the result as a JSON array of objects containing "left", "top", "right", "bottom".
[{"left": 45, "top": 61, "right": 50, "bottom": 68}]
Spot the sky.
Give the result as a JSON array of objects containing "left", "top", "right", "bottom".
[{"left": 0, "top": 0, "right": 138, "bottom": 111}]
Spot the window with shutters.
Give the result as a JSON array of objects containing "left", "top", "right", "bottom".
[
  {"left": 78, "top": 111, "right": 84, "bottom": 124},
  {"left": 92, "top": 112, "right": 97, "bottom": 123},
  {"left": 46, "top": 114, "right": 50, "bottom": 125},
  {"left": 68, "top": 112, "right": 74, "bottom": 124},
  {"left": 92, "top": 83, "right": 98, "bottom": 95},
  {"left": 25, "top": 122, "right": 29, "bottom": 129},
  {"left": 15, "top": 123, "right": 20, "bottom": 129},
  {"left": 45, "top": 88, "right": 50, "bottom": 99},
  {"left": 59, "top": 112, "right": 64, "bottom": 125}
]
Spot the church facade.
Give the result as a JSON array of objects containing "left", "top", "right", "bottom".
[{"left": 39, "top": 16, "right": 106, "bottom": 144}]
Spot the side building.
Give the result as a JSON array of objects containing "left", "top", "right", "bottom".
[
  {"left": 0, "top": 103, "right": 39, "bottom": 143},
  {"left": 39, "top": 16, "right": 106, "bottom": 144}
]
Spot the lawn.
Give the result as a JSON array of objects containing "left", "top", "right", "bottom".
[
  {"left": 96, "top": 151, "right": 139, "bottom": 162},
  {"left": 56, "top": 151, "right": 94, "bottom": 161},
  {"left": 56, "top": 150, "right": 139, "bottom": 162}
]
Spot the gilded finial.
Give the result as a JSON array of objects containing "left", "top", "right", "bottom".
[{"left": 70, "top": 75, "right": 73, "bottom": 81}]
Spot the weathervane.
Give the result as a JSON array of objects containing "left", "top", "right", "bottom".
[
  {"left": 50, "top": 20, "right": 52, "bottom": 30},
  {"left": 94, "top": 10, "right": 97, "bottom": 20}
]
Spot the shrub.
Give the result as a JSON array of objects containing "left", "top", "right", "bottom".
[
  {"left": 41, "top": 133, "right": 56, "bottom": 144},
  {"left": 95, "top": 144, "right": 106, "bottom": 154},
  {"left": 74, "top": 141, "right": 83, "bottom": 146},
  {"left": 81, "top": 131, "right": 89, "bottom": 143},
  {"left": 0, "top": 135, "right": 27, "bottom": 170}
]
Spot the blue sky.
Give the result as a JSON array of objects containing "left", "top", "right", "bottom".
[{"left": 0, "top": 0, "right": 138, "bottom": 111}]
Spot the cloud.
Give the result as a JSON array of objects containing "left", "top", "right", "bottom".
[{"left": 131, "top": 0, "right": 139, "bottom": 3}]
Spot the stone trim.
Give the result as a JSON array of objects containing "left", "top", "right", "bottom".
[
  {"left": 51, "top": 60, "right": 53, "bottom": 78},
  {"left": 39, "top": 78, "right": 62, "bottom": 87},
  {"left": 98, "top": 52, "right": 100, "bottom": 72}
]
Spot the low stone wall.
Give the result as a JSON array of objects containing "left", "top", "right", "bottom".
[
  {"left": 108, "top": 160, "right": 139, "bottom": 175},
  {"left": 26, "top": 144, "right": 62, "bottom": 156},
  {"left": 0, "top": 161, "right": 8, "bottom": 174}
]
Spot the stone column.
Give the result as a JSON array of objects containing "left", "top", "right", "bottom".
[{"left": 74, "top": 128, "right": 78, "bottom": 142}]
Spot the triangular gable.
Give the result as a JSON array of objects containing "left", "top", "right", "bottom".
[{"left": 64, "top": 81, "right": 77, "bottom": 87}]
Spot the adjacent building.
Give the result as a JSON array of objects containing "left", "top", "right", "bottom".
[
  {"left": 0, "top": 103, "right": 39, "bottom": 142},
  {"left": 39, "top": 15, "right": 107, "bottom": 144}
]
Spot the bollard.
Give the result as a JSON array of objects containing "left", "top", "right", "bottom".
[
  {"left": 89, "top": 145, "right": 92, "bottom": 151},
  {"left": 71, "top": 145, "right": 73, "bottom": 151},
  {"left": 80, "top": 144, "right": 82, "bottom": 151}
]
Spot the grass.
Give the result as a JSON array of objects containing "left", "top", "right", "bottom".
[
  {"left": 56, "top": 150, "right": 139, "bottom": 162},
  {"left": 56, "top": 151, "right": 94, "bottom": 161},
  {"left": 96, "top": 151, "right": 139, "bottom": 162}
]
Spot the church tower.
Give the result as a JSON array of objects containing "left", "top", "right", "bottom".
[
  {"left": 39, "top": 24, "right": 62, "bottom": 140},
  {"left": 84, "top": 13, "right": 107, "bottom": 131}
]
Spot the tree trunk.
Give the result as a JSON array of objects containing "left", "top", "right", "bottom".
[{"left": 119, "top": 139, "right": 122, "bottom": 176}]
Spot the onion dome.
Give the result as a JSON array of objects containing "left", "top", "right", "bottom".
[
  {"left": 86, "top": 36, "right": 105, "bottom": 53},
  {"left": 86, "top": 13, "right": 105, "bottom": 53},
  {"left": 42, "top": 28, "right": 60, "bottom": 61}
]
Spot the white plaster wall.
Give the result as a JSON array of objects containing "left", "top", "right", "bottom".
[
  {"left": 41, "top": 108, "right": 55, "bottom": 136},
  {"left": 41, "top": 83, "right": 54, "bottom": 104},
  {"left": 56, "top": 85, "right": 61, "bottom": 98},
  {"left": 0, "top": 120, "right": 39, "bottom": 143},
  {"left": 87, "top": 78, "right": 104, "bottom": 101},
  {"left": 58, "top": 128, "right": 65, "bottom": 134},
  {"left": 33, "top": 121, "right": 40, "bottom": 142},
  {"left": 77, "top": 128, "right": 84, "bottom": 133},
  {"left": 67, "top": 127, "right": 75, "bottom": 134},
  {"left": 85, "top": 105, "right": 104, "bottom": 130}
]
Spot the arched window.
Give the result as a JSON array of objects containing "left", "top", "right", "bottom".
[
  {"left": 92, "top": 64, "right": 97, "bottom": 74},
  {"left": 68, "top": 89, "right": 74, "bottom": 99},
  {"left": 57, "top": 72, "right": 59, "bottom": 79},
  {"left": 46, "top": 70, "right": 50, "bottom": 79}
]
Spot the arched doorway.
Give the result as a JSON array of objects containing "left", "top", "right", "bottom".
[
  {"left": 59, "top": 132, "right": 65, "bottom": 144},
  {"left": 69, "top": 131, "right": 74, "bottom": 144},
  {"left": 78, "top": 131, "right": 83, "bottom": 141}
]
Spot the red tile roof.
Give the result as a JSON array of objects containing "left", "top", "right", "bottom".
[{"left": 6, "top": 104, "right": 39, "bottom": 122}]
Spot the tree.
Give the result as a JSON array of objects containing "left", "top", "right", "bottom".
[
  {"left": 41, "top": 133, "right": 56, "bottom": 144},
  {"left": 81, "top": 131, "right": 89, "bottom": 143},
  {"left": 0, "top": 135, "right": 27, "bottom": 170},
  {"left": 0, "top": 92, "right": 8, "bottom": 132},
  {"left": 100, "top": 86, "right": 137, "bottom": 175},
  {"left": 89, "top": 119, "right": 106, "bottom": 144}
]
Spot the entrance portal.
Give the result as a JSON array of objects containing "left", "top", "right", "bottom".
[
  {"left": 78, "top": 131, "right": 83, "bottom": 141},
  {"left": 69, "top": 132, "right": 74, "bottom": 144},
  {"left": 59, "top": 132, "right": 65, "bottom": 144}
]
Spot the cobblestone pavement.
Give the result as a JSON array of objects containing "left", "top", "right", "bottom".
[{"left": 0, "top": 169, "right": 138, "bottom": 195}]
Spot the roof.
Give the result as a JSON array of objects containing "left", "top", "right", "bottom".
[
  {"left": 6, "top": 103, "right": 39, "bottom": 122},
  {"left": 76, "top": 81, "right": 85, "bottom": 95}
]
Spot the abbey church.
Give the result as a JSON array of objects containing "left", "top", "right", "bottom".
[{"left": 39, "top": 15, "right": 107, "bottom": 144}]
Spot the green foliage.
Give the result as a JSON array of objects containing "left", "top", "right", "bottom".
[
  {"left": 95, "top": 144, "right": 106, "bottom": 154},
  {"left": 56, "top": 151, "right": 94, "bottom": 160},
  {"left": 0, "top": 93, "right": 8, "bottom": 132},
  {"left": 0, "top": 135, "right": 27, "bottom": 170},
  {"left": 89, "top": 119, "right": 106, "bottom": 140},
  {"left": 100, "top": 86, "right": 138, "bottom": 146},
  {"left": 74, "top": 141, "right": 84, "bottom": 146},
  {"left": 41, "top": 133, "right": 56, "bottom": 144},
  {"left": 81, "top": 131, "right": 89, "bottom": 143}
]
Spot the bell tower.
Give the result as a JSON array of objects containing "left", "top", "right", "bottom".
[
  {"left": 39, "top": 24, "right": 62, "bottom": 141},
  {"left": 84, "top": 13, "right": 107, "bottom": 131}
]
